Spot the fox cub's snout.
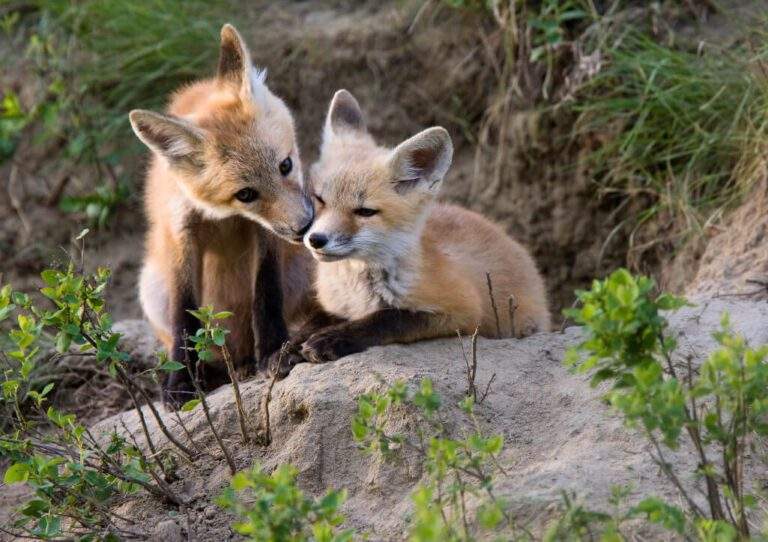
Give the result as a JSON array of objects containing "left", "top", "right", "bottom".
[
  {"left": 129, "top": 25, "right": 313, "bottom": 243},
  {"left": 305, "top": 90, "right": 452, "bottom": 262}
]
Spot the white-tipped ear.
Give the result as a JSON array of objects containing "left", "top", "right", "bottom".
[
  {"left": 388, "top": 127, "right": 453, "bottom": 194},
  {"left": 323, "top": 89, "right": 366, "bottom": 143},
  {"left": 129, "top": 110, "right": 206, "bottom": 170}
]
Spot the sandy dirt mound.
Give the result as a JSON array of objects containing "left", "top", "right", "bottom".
[
  {"left": 687, "top": 179, "right": 768, "bottom": 300},
  {"left": 81, "top": 298, "right": 768, "bottom": 540}
]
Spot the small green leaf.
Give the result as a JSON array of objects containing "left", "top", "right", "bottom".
[
  {"left": 158, "top": 360, "right": 185, "bottom": 372},
  {"left": 180, "top": 399, "right": 201, "bottom": 412},
  {"left": 4, "top": 463, "right": 29, "bottom": 484}
]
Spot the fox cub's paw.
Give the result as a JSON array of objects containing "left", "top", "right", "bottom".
[
  {"left": 301, "top": 330, "right": 360, "bottom": 364},
  {"left": 266, "top": 344, "right": 304, "bottom": 379},
  {"left": 162, "top": 371, "right": 197, "bottom": 410}
]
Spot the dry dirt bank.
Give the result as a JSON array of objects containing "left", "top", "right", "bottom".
[{"left": 79, "top": 297, "right": 768, "bottom": 540}]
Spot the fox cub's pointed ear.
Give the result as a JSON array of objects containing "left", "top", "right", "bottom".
[
  {"left": 129, "top": 110, "right": 205, "bottom": 171},
  {"left": 217, "top": 24, "right": 251, "bottom": 87},
  {"left": 218, "top": 24, "right": 270, "bottom": 107},
  {"left": 324, "top": 89, "right": 366, "bottom": 142},
  {"left": 388, "top": 127, "right": 453, "bottom": 195}
]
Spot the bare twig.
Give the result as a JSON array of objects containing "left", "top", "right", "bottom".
[
  {"left": 485, "top": 273, "right": 502, "bottom": 339},
  {"left": 256, "top": 344, "right": 286, "bottom": 446},
  {"left": 185, "top": 355, "right": 236, "bottom": 474},
  {"left": 77, "top": 328, "right": 195, "bottom": 460},
  {"left": 7, "top": 164, "right": 31, "bottom": 241},
  {"left": 507, "top": 295, "right": 517, "bottom": 338},
  {"left": 479, "top": 373, "right": 497, "bottom": 404},
  {"left": 113, "top": 363, "right": 195, "bottom": 460},
  {"left": 221, "top": 345, "right": 251, "bottom": 443},
  {"left": 120, "top": 376, "right": 165, "bottom": 475},
  {"left": 458, "top": 328, "right": 480, "bottom": 401},
  {"left": 116, "top": 420, "right": 183, "bottom": 506},
  {"left": 46, "top": 172, "right": 71, "bottom": 207},
  {"left": 171, "top": 409, "right": 204, "bottom": 455},
  {"left": 457, "top": 328, "right": 495, "bottom": 404}
]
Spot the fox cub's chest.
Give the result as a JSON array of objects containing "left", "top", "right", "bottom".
[{"left": 316, "top": 261, "right": 414, "bottom": 320}]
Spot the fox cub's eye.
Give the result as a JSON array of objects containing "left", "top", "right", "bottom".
[
  {"left": 279, "top": 157, "right": 293, "bottom": 176},
  {"left": 354, "top": 208, "right": 379, "bottom": 217},
  {"left": 314, "top": 194, "right": 325, "bottom": 205},
  {"left": 234, "top": 188, "right": 259, "bottom": 203}
]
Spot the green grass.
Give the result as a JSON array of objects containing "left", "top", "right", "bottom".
[
  {"left": 2, "top": 0, "right": 234, "bottom": 224},
  {"left": 30, "top": 0, "right": 233, "bottom": 145},
  {"left": 573, "top": 32, "right": 768, "bottom": 244}
]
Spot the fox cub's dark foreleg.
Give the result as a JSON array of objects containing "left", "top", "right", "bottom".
[
  {"left": 253, "top": 244, "right": 290, "bottom": 370},
  {"left": 164, "top": 276, "right": 201, "bottom": 409},
  {"left": 267, "top": 308, "right": 345, "bottom": 378},
  {"left": 300, "top": 309, "right": 442, "bottom": 364}
]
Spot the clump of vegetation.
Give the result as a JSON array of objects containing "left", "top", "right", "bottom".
[
  {"left": 216, "top": 464, "right": 352, "bottom": 542},
  {"left": 566, "top": 269, "right": 768, "bottom": 539},
  {"left": 2, "top": 0, "right": 232, "bottom": 226},
  {"left": 0, "top": 262, "right": 188, "bottom": 539},
  {"left": 352, "top": 378, "right": 523, "bottom": 540},
  {"left": 573, "top": 32, "right": 768, "bottom": 257}
]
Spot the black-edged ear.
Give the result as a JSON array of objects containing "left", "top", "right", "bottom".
[
  {"left": 129, "top": 110, "right": 205, "bottom": 171},
  {"left": 217, "top": 24, "right": 251, "bottom": 90},
  {"left": 388, "top": 127, "right": 453, "bottom": 195},
  {"left": 323, "top": 89, "right": 366, "bottom": 142}
]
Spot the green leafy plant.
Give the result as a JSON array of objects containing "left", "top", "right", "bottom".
[
  {"left": 566, "top": 269, "right": 768, "bottom": 539},
  {"left": 0, "top": 262, "right": 192, "bottom": 539},
  {"left": 352, "top": 378, "right": 520, "bottom": 541},
  {"left": 216, "top": 464, "right": 353, "bottom": 542}
]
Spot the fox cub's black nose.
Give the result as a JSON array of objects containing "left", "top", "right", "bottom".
[{"left": 308, "top": 233, "right": 328, "bottom": 249}]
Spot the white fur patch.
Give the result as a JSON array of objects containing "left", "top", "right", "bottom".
[
  {"left": 139, "top": 262, "right": 170, "bottom": 334},
  {"left": 176, "top": 180, "right": 237, "bottom": 220},
  {"left": 249, "top": 67, "right": 270, "bottom": 111}
]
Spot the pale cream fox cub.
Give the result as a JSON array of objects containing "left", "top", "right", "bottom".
[
  {"left": 270, "top": 90, "right": 550, "bottom": 373},
  {"left": 130, "top": 25, "right": 314, "bottom": 406}
]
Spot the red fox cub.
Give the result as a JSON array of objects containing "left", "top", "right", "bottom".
[
  {"left": 270, "top": 89, "right": 550, "bottom": 373},
  {"left": 130, "top": 24, "right": 314, "bottom": 406}
]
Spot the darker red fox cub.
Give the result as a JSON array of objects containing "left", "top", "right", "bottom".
[
  {"left": 270, "top": 90, "right": 550, "bottom": 375},
  {"left": 130, "top": 25, "right": 314, "bottom": 406}
]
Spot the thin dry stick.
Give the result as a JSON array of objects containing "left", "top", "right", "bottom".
[
  {"left": 7, "top": 164, "right": 31, "bottom": 241},
  {"left": 78, "top": 329, "right": 195, "bottom": 460},
  {"left": 171, "top": 409, "right": 204, "bottom": 455},
  {"left": 507, "top": 295, "right": 518, "bottom": 338},
  {"left": 457, "top": 328, "right": 479, "bottom": 401},
  {"left": 117, "top": 419, "right": 184, "bottom": 506},
  {"left": 257, "top": 345, "right": 286, "bottom": 446},
  {"left": 113, "top": 365, "right": 195, "bottom": 460},
  {"left": 120, "top": 377, "right": 165, "bottom": 475},
  {"left": 485, "top": 273, "right": 502, "bottom": 339},
  {"left": 221, "top": 345, "right": 251, "bottom": 443},
  {"left": 186, "top": 363, "right": 236, "bottom": 475},
  {"left": 479, "top": 373, "right": 497, "bottom": 404}
]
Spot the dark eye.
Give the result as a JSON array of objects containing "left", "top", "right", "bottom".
[
  {"left": 279, "top": 156, "right": 293, "bottom": 176},
  {"left": 234, "top": 188, "right": 259, "bottom": 203},
  {"left": 315, "top": 194, "right": 325, "bottom": 205},
  {"left": 353, "top": 208, "right": 379, "bottom": 217}
]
